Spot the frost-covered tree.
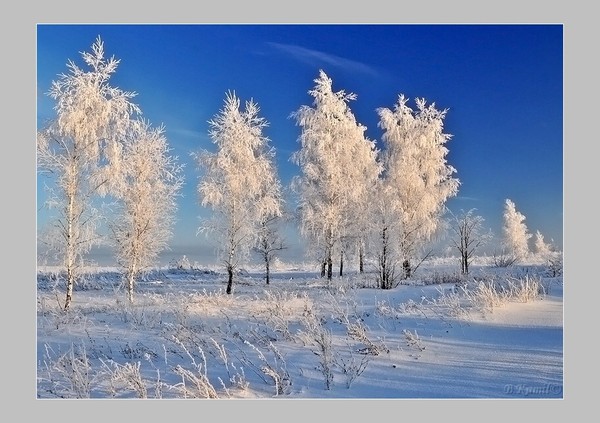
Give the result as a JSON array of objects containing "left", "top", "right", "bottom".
[
  {"left": 291, "top": 70, "right": 380, "bottom": 280},
  {"left": 195, "top": 91, "right": 281, "bottom": 294},
  {"left": 534, "top": 229, "right": 552, "bottom": 260},
  {"left": 37, "top": 36, "right": 140, "bottom": 310},
  {"left": 377, "top": 95, "right": 459, "bottom": 279},
  {"left": 502, "top": 199, "right": 532, "bottom": 261},
  {"left": 109, "top": 120, "right": 183, "bottom": 303},
  {"left": 449, "top": 208, "right": 493, "bottom": 275}
]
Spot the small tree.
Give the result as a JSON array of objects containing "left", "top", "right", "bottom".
[
  {"left": 109, "top": 120, "right": 183, "bottom": 303},
  {"left": 195, "top": 91, "right": 280, "bottom": 294},
  {"left": 449, "top": 209, "right": 493, "bottom": 275},
  {"left": 254, "top": 215, "right": 287, "bottom": 285},
  {"left": 534, "top": 230, "right": 552, "bottom": 260},
  {"left": 37, "top": 36, "right": 140, "bottom": 310},
  {"left": 502, "top": 199, "right": 532, "bottom": 261}
]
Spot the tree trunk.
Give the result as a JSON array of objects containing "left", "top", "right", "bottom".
[
  {"left": 379, "top": 227, "right": 389, "bottom": 289},
  {"left": 127, "top": 264, "right": 136, "bottom": 303},
  {"left": 65, "top": 267, "right": 74, "bottom": 311},
  {"left": 460, "top": 234, "right": 468, "bottom": 275},
  {"left": 321, "top": 261, "right": 326, "bottom": 278},
  {"left": 64, "top": 189, "right": 76, "bottom": 311},
  {"left": 359, "top": 243, "right": 364, "bottom": 274},
  {"left": 226, "top": 266, "right": 233, "bottom": 294},
  {"left": 339, "top": 250, "right": 344, "bottom": 277},
  {"left": 326, "top": 227, "right": 333, "bottom": 281},
  {"left": 265, "top": 255, "right": 270, "bottom": 285},
  {"left": 402, "top": 259, "right": 412, "bottom": 279}
]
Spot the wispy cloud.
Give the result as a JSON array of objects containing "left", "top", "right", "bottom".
[
  {"left": 168, "top": 128, "right": 206, "bottom": 140},
  {"left": 163, "top": 128, "right": 212, "bottom": 155},
  {"left": 266, "top": 42, "right": 379, "bottom": 77},
  {"left": 455, "top": 196, "right": 479, "bottom": 202}
]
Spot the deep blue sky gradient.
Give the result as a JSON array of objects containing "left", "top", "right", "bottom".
[{"left": 36, "top": 24, "right": 563, "bottom": 265}]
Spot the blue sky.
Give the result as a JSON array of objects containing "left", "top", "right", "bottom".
[{"left": 36, "top": 24, "right": 563, "bottom": 265}]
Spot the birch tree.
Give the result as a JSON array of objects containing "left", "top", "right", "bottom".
[
  {"left": 195, "top": 91, "right": 281, "bottom": 294},
  {"left": 291, "top": 70, "right": 379, "bottom": 280},
  {"left": 109, "top": 120, "right": 183, "bottom": 303},
  {"left": 377, "top": 95, "right": 459, "bottom": 279},
  {"left": 502, "top": 198, "right": 532, "bottom": 261},
  {"left": 37, "top": 36, "right": 140, "bottom": 310}
]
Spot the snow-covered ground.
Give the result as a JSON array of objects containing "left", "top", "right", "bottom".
[{"left": 36, "top": 256, "right": 563, "bottom": 400}]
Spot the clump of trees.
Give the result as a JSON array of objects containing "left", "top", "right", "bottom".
[
  {"left": 292, "top": 72, "right": 459, "bottom": 288},
  {"left": 376, "top": 95, "right": 460, "bottom": 284},
  {"left": 37, "top": 37, "right": 182, "bottom": 308},
  {"left": 291, "top": 70, "right": 381, "bottom": 282}
]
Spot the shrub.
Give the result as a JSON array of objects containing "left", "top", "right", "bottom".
[{"left": 492, "top": 250, "right": 517, "bottom": 267}]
